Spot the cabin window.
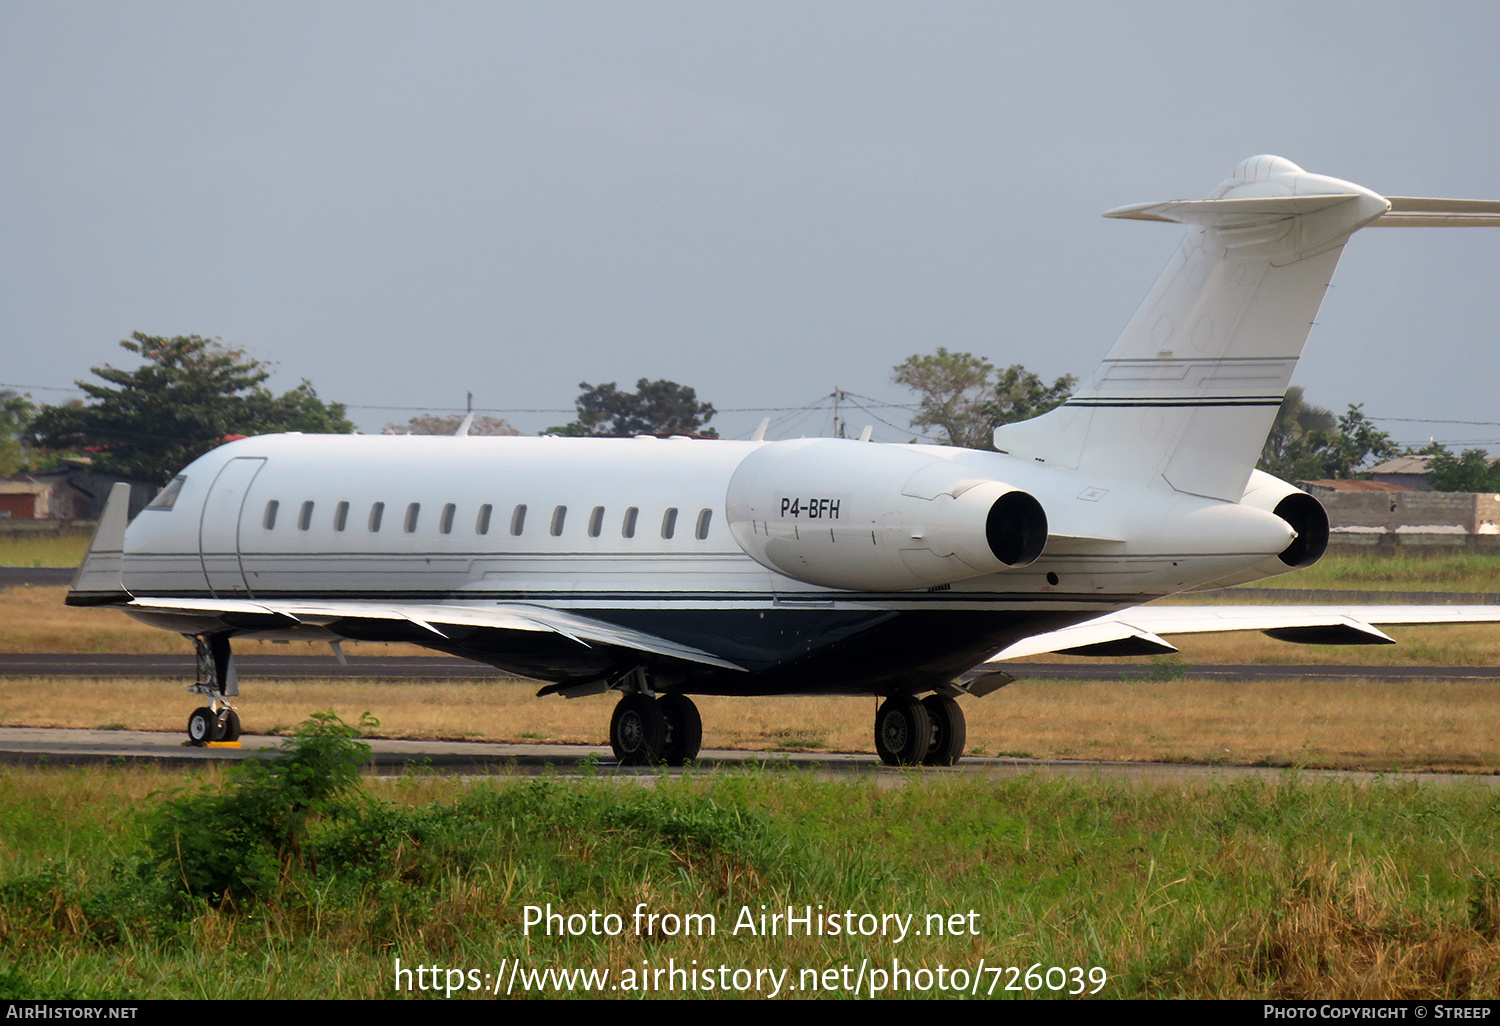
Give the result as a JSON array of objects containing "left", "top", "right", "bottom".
[
  {"left": 661, "top": 507, "right": 678, "bottom": 539},
  {"left": 695, "top": 508, "right": 712, "bottom": 540},
  {"left": 263, "top": 500, "right": 279, "bottom": 530},
  {"left": 405, "top": 503, "right": 421, "bottom": 533},
  {"left": 298, "top": 500, "right": 314, "bottom": 531},
  {"left": 550, "top": 505, "right": 567, "bottom": 537},
  {"left": 622, "top": 507, "right": 638, "bottom": 538},
  {"left": 369, "top": 502, "right": 385, "bottom": 532},
  {"left": 476, "top": 504, "right": 493, "bottom": 535},
  {"left": 588, "top": 506, "right": 605, "bottom": 538},
  {"left": 440, "top": 503, "right": 456, "bottom": 534},
  {"left": 146, "top": 476, "right": 185, "bottom": 511},
  {"left": 334, "top": 501, "right": 349, "bottom": 532},
  {"left": 510, "top": 504, "right": 527, "bottom": 536}
]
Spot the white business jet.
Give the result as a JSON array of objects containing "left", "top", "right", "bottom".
[{"left": 68, "top": 156, "right": 1500, "bottom": 766}]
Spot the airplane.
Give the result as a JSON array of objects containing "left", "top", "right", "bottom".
[{"left": 67, "top": 155, "right": 1500, "bottom": 767}]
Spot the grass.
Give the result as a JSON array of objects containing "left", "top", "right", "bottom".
[
  {"left": 3, "top": 539, "right": 1499, "bottom": 1001},
  {"left": 1228, "top": 552, "right": 1500, "bottom": 593},
  {"left": 1, "top": 748, "right": 1498, "bottom": 1000},
  {"left": 0, "top": 531, "right": 91, "bottom": 568},
  {"left": 3, "top": 674, "right": 1499, "bottom": 773}
]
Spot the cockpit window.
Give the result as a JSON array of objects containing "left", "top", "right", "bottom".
[{"left": 146, "top": 476, "right": 186, "bottom": 511}]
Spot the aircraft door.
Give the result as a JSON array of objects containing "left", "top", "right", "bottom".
[{"left": 199, "top": 457, "right": 266, "bottom": 598}]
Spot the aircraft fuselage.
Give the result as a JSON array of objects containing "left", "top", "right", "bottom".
[{"left": 109, "top": 432, "right": 1301, "bottom": 696}]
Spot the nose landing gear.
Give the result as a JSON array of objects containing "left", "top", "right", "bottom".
[
  {"left": 187, "top": 634, "right": 241, "bottom": 746},
  {"left": 187, "top": 705, "right": 241, "bottom": 744}
]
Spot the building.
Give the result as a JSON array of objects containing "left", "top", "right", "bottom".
[{"left": 0, "top": 475, "right": 92, "bottom": 520}]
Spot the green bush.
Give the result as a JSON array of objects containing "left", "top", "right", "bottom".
[{"left": 142, "top": 711, "right": 375, "bottom": 905}]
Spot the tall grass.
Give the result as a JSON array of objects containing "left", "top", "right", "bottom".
[
  {"left": 1, "top": 719, "right": 1498, "bottom": 999},
  {"left": 0, "top": 532, "right": 91, "bottom": 568}
]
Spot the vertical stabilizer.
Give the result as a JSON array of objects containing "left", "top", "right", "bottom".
[
  {"left": 65, "top": 482, "right": 133, "bottom": 605},
  {"left": 992, "top": 155, "right": 1391, "bottom": 501}
]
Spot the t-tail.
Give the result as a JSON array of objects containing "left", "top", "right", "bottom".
[{"left": 991, "top": 155, "right": 1500, "bottom": 502}]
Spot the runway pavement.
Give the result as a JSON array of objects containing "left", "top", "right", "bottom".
[{"left": 1, "top": 725, "right": 1495, "bottom": 787}]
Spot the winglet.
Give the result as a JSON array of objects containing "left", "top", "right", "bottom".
[{"left": 66, "top": 482, "right": 133, "bottom": 606}]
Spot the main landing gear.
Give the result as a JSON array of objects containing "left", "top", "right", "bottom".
[
  {"left": 186, "top": 634, "right": 242, "bottom": 746},
  {"left": 874, "top": 693, "right": 966, "bottom": 767},
  {"left": 609, "top": 681, "right": 703, "bottom": 766}
]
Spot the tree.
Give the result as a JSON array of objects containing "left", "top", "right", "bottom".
[
  {"left": 892, "top": 349, "right": 1076, "bottom": 449},
  {"left": 1256, "top": 392, "right": 1399, "bottom": 481},
  {"left": 1420, "top": 442, "right": 1500, "bottom": 492},
  {"left": 382, "top": 413, "right": 519, "bottom": 436},
  {"left": 991, "top": 364, "right": 1077, "bottom": 425},
  {"left": 1258, "top": 387, "right": 1338, "bottom": 481},
  {"left": 1327, "top": 404, "right": 1400, "bottom": 478},
  {"left": 0, "top": 389, "right": 35, "bottom": 475},
  {"left": 892, "top": 349, "right": 995, "bottom": 449},
  {"left": 30, "top": 333, "right": 354, "bottom": 484},
  {"left": 545, "top": 379, "right": 718, "bottom": 438}
]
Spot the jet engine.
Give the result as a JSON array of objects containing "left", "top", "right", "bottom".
[
  {"left": 1187, "top": 470, "right": 1330, "bottom": 589},
  {"left": 726, "top": 438, "right": 1047, "bottom": 592}
]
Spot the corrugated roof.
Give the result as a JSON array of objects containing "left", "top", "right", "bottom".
[
  {"left": 1298, "top": 479, "right": 1416, "bottom": 492},
  {"left": 1368, "top": 456, "right": 1432, "bottom": 474},
  {"left": 1370, "top": 454, "right": 1500, "bottom": 474}
]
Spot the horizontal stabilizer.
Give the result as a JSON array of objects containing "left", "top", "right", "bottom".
[
  {"left": 1104, "top": 193, "right": 1363, "bottom": 227},
  {"left": 999, "top": 156, "right": 1500, "bottom": 505},
  {"left": 1373, "top": 198, "right": 1500, "bottom": 227}
]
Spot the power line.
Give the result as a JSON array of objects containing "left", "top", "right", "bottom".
[{"left": 1372, "top": 416, "right": 1500, "bottom": 426}]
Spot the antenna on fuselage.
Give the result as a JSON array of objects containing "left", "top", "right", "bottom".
[
  {"left": 455, "top": 391, "right": 475, "bottom": 437},
  {"left": 751, "top": 417, "right": 770, "bottom": 442}
]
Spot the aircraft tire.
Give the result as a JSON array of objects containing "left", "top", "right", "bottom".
[
  {"left": 611, "top": 693, "right": 668, "bottom": 765},
  {"left": 187, "top": 706, "right": 224, "bottom": 747},
  {"left": 874, "top": 695, "right": 931, "bottom": 767},
  {"left": 921, "top": 694, "right": 966, "bottom": 766},
  {"left": 221, "top": 709, "right": 242, "bottom": 743},
  {"left": 658, "top": 694, "right": 703, "bottom": 766}
]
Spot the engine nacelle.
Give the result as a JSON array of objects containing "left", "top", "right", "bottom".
[
  {"left": 1188, "top": 470, "right": 1329, "bottom": 589},
  {"left": 726, "top": 438, "right": 1047, "bottom": 591}
]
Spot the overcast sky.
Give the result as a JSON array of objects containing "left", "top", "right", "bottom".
[{"left": 4, "top": 1, "right": 1498, "bottom": 448}]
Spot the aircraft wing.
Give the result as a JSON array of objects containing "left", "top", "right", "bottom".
[
  {"left": 123, "top": 596, "right": 747, "bottom": 671},
  {"left": 988, "top": 605, "right": 1500, "bottom": 660}
]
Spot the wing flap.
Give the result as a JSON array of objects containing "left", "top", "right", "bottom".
[
  {"left": 124, "top": 597, "right": 746, "bottom": 671},
  {"left": 988, "top": 605, "right": 1500, "bottom": 661}
]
